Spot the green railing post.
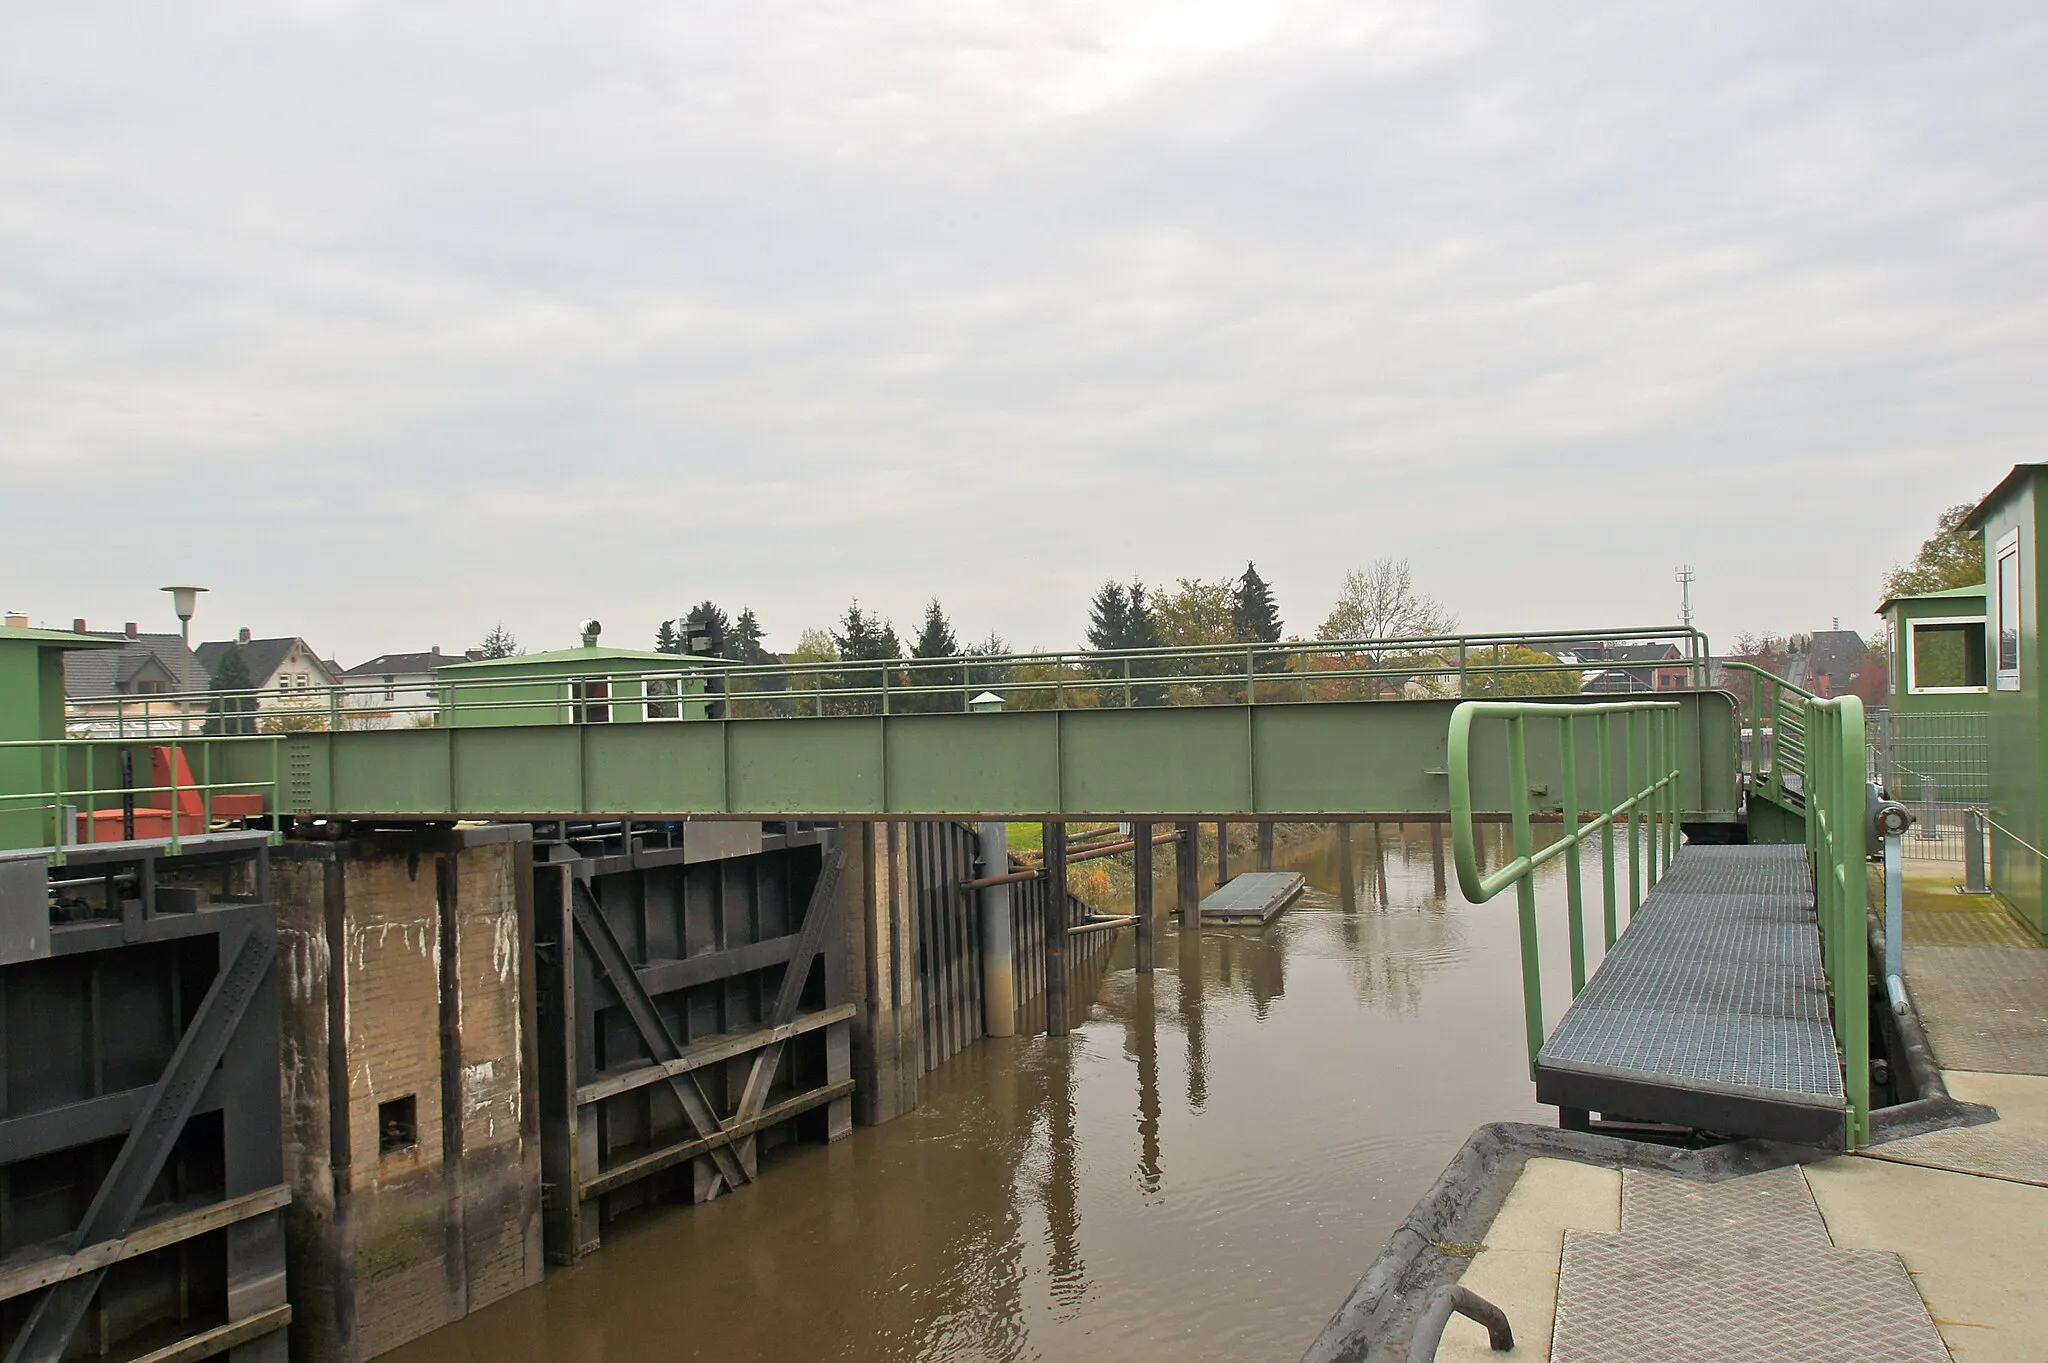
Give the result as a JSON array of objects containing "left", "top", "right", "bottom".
[
  {"left": 1598, "top": 714, "right": 1619, "bottom": 948},
  {"left": 1507, "top": 716, "right": 1543, "bottom": 1072},
  {"left": 1627, "top": 709, "right": 1643, "bottom": 914},
  {"left": 1560, "top": 714, "right": 1586, "bottom": 995}
]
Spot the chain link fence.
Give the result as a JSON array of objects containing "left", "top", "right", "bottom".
[{"left": 1868, "top": 709, "right": 1986, "bottom": 862}]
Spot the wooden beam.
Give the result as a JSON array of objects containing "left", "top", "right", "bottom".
[
  {"left": 0, "top": 1184, "right": 291, "bottom": 1302},
  {"left": 130, "top": 1304, "right": 291, "bottom": 1363},
  {"left": 579, "top": 1078, "right": 856, "bottom": 1198},
  {"left": 576, "top": 1004, "right": 857, "bottom": 1106}
]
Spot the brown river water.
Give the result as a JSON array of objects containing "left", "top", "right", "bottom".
[{"left": 389, "top": 823, "right": 1590, "bottom": 1363}]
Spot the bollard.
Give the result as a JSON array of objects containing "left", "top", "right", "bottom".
[
  {"left": 1964, "top": 809, "right": 1988, "bottom": 894},
  {"left": 1917, "top": 776, "right": 1940, "bottom": 841}
]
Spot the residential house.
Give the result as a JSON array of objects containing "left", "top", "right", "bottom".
[
  {"left": 1798, "top": 628, "right": 1868, "bottom": 698},
  {"left": 1575, "top": 643, "right": 1693, "bottom": 694},
  {"left": 62, "top": 619, "right": 210, "bottom": 735},
  {"left": 194, "top": 630, "right": 344, "bottom": 722},
  {"left": 337, "top": 648, "right": 454, "bottom": 729}
]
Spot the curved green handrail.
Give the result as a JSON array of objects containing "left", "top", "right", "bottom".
[{"left": 1449, "top": 699, "right": 1684, "bottom": 1074}]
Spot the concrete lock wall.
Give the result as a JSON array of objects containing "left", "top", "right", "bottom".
[{"left": 272, "top": 827, "right": 542, "bottom": 1363}]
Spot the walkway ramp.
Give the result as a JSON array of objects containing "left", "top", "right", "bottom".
[{"left": 1535, "top": 845, "right": 1848, "bottom": 1150}]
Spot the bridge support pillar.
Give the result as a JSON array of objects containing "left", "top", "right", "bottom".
[
  {"left": 1043, "top": 822, "right": 1070, "bottom": 1037},
  {"left": 978, "top": 822, "right": 1017, "bottom": 1036},
  {"left": 1133, "top": 821, "right": 1155, "bottom": 974},
  {"left": 1338, "top": 821, "right": 1356, "bottom": 910},
  {"left": 1257, "top": 820, "right": 1275, "bottom": 871},
  {"left": 848, "top": 823, "right": 921, "bottom": 1124},
  {"left": 1216, "top": 821, "right": 1229, "bottom": 886},
  {"left": 1175, "top": 822, "right": 1201, "bottom": 925}
]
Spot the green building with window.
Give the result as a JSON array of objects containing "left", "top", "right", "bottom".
[
  {"left": 1964, "top": 463, "right": 2048, "bottom": 940},
  {"left": 1879, "top": 586, "right": 1986, "bottom": 716}
]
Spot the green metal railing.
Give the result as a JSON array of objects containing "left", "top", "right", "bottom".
[
  {"left": 1804, "top": 695, "right": 1871, "bottom": 1147},
  {"left": 1447, "top": 700, "right": 1684, "bottom": 1073},
  {"left": 0, "top": 737, "right": 282, "bottom": 863},
  {"left": 65, "top": 625, "right": 1710, "bottom": 736},
  {"left": 1721, "top": 660, "right": 1815, "bottom": 806}
]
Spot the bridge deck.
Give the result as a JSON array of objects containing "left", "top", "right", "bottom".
[{"left": 1535, "top": 845, "right": 1848, "bottom": 1150}]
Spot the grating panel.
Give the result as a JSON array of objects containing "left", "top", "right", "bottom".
[{"left": 1539, "top": 846, "right": 1844, "bottom": 1105}]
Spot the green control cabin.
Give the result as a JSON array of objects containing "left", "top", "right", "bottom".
[
  {"left": 435, "top": 640, "right": 729, "bottom": 727},
  {"left": 0, "top": 626, "right": 119, "bottom": 848},
  {"left": 1878, "top": 586, "right": 1986, "bottom": 718},
  {"left": 1965, "top": 463, "right": 2048, "bottom": 940}
]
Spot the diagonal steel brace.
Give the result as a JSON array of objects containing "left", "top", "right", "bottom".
[
  {"left": 6, "top": 923, "right": 275, "bottom": 1363},
  {"left": 733, "top": 850, "right": 847, "bottom": 1122},
  {"left": 570, "top": 879, "right": 752, "bottom": 1195}
]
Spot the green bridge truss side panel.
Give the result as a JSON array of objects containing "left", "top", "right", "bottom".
[
  {"left": 882, "top": 712, "right": 1063, "bottom": 814},
  {"left": 269, "top": 690, "right": 1740, "bottom": 823},
  {"left": 584, "top": 722, "right": 729, "bottom": 813}
]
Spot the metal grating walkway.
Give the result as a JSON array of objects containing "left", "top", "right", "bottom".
[{"left": 1536, "top": 845, "right": 1848, "bottom": 1148}]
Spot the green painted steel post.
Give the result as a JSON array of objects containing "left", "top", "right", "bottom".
[
  {"left": 1508, "top": 716, "right": 1543, "bottom": 1074},
  {"left": 1560, "top": 714, "right": 1586, "bottom": 995},
  {"left": 1598, "top": 713, "right": 1618, "bottom": 948},
  {"left": 1666, "top": 709, "right": 1681, "bottom": 868},
  {"left": 1044, "top": 820, "right": 1070, "bottom": 1037},
  {"left": 1626, "top": 710, "right": 1642, "bottom": 914}
]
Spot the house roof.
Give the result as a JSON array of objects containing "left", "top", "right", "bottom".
[
  {"left": 0, "top": 627, "right": 121, "bottom": 649},
  {"left": 1806, "top": 630, "right": 1867, "bottom": 687},
  {"left": 437, "top": 645, "right": 730, "bottom": 672},
  {"left": 64, "top": 633, "right": 207, "bottom": 696},
  {"left": 1963, "top": 463, "right": 2048, "bottom": 531},
  {"left": 195, "top": 637, "right": 330, "bottom": 688},
  {"left": 342, "top": 651, "right": 452, "bottom": 678},
  {"left": 1877, "top": 583, "right": 1985, "bottom": 614}
]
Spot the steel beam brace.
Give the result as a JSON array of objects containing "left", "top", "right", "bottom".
[
  {"left": 568, "top": 881, "right": 752, "bottom": 1194},
  {"left": 732, "top": 850, "right": 847, "bottom": 1123},
  {"left": 7, "top": 922, "right": 275, "bottom": 1363}
]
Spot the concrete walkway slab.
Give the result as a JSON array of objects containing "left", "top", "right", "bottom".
[
  {"left": 1902, "top": 878, "right": 2048, "bottom": 1076},
  {"left": 1808, "top": 1154, "right": 2048, "bottom": 1361},
  {"left": 1435, "top": 1158, "right": 1619, "bottom": 1363},
  {"left": 1870, "top": 1071, "right": 2048, "bottom": 1187}
]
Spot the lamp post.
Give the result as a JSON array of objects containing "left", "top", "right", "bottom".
[{"left": 161, "top": 585, "right": 207, "bottom": 730}]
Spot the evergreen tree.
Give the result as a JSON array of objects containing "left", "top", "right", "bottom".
[
  {"left": 831, "top": 601, "right": 901, "bottom": 714},
  {"left": 730, "top": 608, "right": 770, "bottom": 663},
  {"left": 908, "top": 600, "right": 963, "bottom": 711},
  {"left": 654, "top": 618, "right": 682, "bottom": 654},
  {"left": 1232, "top": 561, "right": 1283, "bottom": 644},
  {"left": 477, "top": 622, "right": 519, "bottom": 659},
  {"left": 1125, "top": 582, "right": 1161, "bottom": 651},
  {"left": 203, "top": 644, "right": 257, "bottom": 736},
  {"left": 1086, "top": 581, "right": 1131, "bottom": 653}
]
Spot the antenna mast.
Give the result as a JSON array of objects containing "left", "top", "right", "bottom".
[{"left": 1675, "top": 565, "right": 1696, "bottom": 629}]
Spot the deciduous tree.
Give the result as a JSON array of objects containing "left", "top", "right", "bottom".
[{"left": 1881, "top": 505, "right": 1982, "bottom": 599}]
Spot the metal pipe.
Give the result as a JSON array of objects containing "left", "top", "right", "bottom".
[
  {"left": 961, "top": 868, "right": 1040, "bottom": 891},
  {"left": 1066, "top": 915, "right": 1137, "bottom": 938},
  {"left": 978, "top": 822, "right": 1017, "bottom": 1038},
  {"left": 1409, "top": 1285, "right": 1514, "bottom": 1358}
]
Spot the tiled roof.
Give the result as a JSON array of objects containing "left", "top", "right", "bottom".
[
  {"left": 341, "top": 651, "right": 452, "bottom": 677},
  {"left": 63, "top": 633, "right": 208, "bottom": 696}
]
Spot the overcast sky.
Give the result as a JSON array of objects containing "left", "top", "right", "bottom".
[{"left": 3, "top": 2, "right": 2041, "bottom": 664}]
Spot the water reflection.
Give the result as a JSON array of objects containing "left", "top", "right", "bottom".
[{"left": 388, "top": 821, "right": 1569, "bottom": 1363}]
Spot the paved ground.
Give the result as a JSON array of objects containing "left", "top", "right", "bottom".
[
  {"left": 1430, "top": 865, "right": 2048, "bottom": 1362},
  {"left": 1901, "top": 869, "right": 2048, "bottom": 1075}
]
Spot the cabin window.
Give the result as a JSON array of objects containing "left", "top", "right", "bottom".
[
  {"left": 1996, "top": 531, "right": 2022, "bottom": 690},
  {"left": 573, "top": 678, "right": 611, "bottom": 724},
  {"left": 1906, "top": 618, "right": 1988, "bottom": 693},
  {"left": 646, "top": 676, "right": 680, "bottom": 720}
]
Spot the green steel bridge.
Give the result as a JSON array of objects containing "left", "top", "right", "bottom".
[{"left": 0, "top": 621, "right": 1876, "bottom": 1147}]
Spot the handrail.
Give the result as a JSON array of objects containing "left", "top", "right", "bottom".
[
  {"left": 0, "top": 736, "right": 282, "bottom": 863},
  {"left": 1448, "top": 700, "right": 1684, "bottom": 1072},
  {"left": 64, "top": 624, "right": 1712, "bottom": 736},
  {"left": 1803, "top": 696, "right": 1870, "bottom": 1148},
  {"left": 1972, "top": 805, "right": 2048, "bottom": 863},
  {"left": 1719, "top": 660, "right": 1816, "bottom": 802}
]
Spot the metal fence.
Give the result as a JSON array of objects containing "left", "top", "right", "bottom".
[{"left": 1868, "top": 709, "right": 1988, "bottom": 862}]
